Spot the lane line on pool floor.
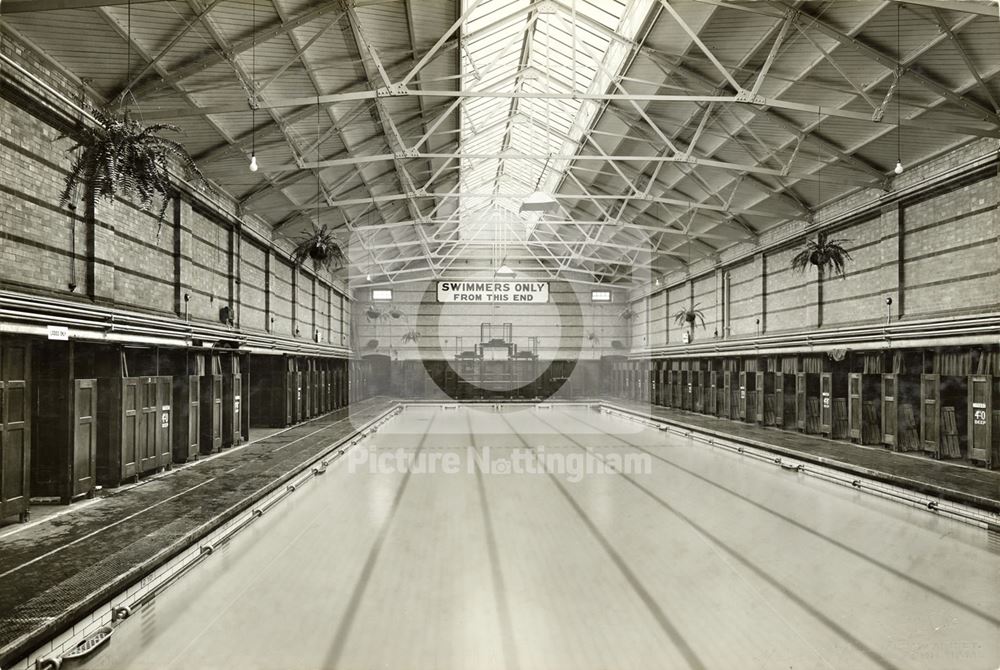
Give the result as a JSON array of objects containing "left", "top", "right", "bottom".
[
  {"left": 493, "top": 410, "right": 708, "bottom": 670},
  {"left": 529, "top": 409, "right": 906, "bottom": 669},
  {"left": 566, "top": 408, "right": 1000, "bottom": 628},
  {"left": 466, "top": 410, "right": 522, "bottom": 670},
  {"left": 155, "top": 427, "right": 398, "bottom": 670},
  {"left": 529, "top": 409, "right": 840, "bottom": 669},
  {"left": 321, "top": 411, "right": 436, "bottom": 669}
]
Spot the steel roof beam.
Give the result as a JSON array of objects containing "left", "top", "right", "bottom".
[
  {"left": 773, "top": 0, "right": 1000, "bottom": 126},
  {"left": 4, "top": 0, "right": 162, "bottom": 11},
  {"left": 129, "top": 2, "right": 348, "bottom": 100},
  {"left": 136, "top": 88, "right": 1000, "bottom": 137},
  {"left": 927, "top": 8, "right": 1000, "bottom": 113},
  {"left": 342, "top": 3, "right": 438, "bottom": 277}
]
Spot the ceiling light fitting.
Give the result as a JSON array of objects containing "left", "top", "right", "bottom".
[{"left": 519, "top": 190, "right": 558, "bottom": 214}]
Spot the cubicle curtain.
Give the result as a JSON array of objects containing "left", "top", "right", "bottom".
[
  {"left": 801, "top": 356, "right": 824, "bottom": 374},
  {"left": 860, "top": 352, "right": 883, "bottom": 374},
  {"left": 933, "top": 350, "right": 972, "bottom": 376},
  {"left": 781, "top": 357, "right": 798, "bottom": 373},
  {"left": 892, "top": 351, "right": 924, "bottom": 375},
  {"left": 974, "top": 349, "right": 1000, "bottom": 375}
]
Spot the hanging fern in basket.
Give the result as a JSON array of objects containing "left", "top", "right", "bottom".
[
  {"left": 59, "top": 108, "right": 209, "bottom": 228},
  {"left": 791, "top": 235, "right": 853, "bottom": 279},
  {"left": 673, "top": 303, "right": 706, "bottom": 329},
  {"left": 401, "top": 329, "right": 420, "bottom": 343},
  {"left": 292, "top": 224, "right": 346, "bottom": 272}
]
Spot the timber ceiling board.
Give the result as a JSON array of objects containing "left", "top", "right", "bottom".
[{"left": 2, "top": 0, "right": 998, "bottom": 286}]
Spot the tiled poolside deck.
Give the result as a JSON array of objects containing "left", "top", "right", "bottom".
[{"left": 0, "top": 397, "right": 397, "bottom": 668}]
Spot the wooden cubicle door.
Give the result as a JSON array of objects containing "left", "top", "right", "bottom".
[
  {"left": 848, "top": 373, "right": 862, "bottom": 440},
  {"left": 707, "top": 371, "right": 717, "bottom": 416},
  {"left": 139, "top": 377, "right": 159, "bottom": 473},
  {"left": 0, "top": 339, "right": 31, "bottom": 521},
  {"left": 72, "top": 379, "right": 97, "bottom": 499},
  {"left": 754, "top": 372, "right": 760, "bottom": 424},
  {"left": 223, "top": 373, "right": 242, "bottom": 447},
  {"left": 722, "top": 371, "right": 732, "bottom": 418},
  {"left": 200, "top": 375, "right": 223, "bottom": 454},
  {"left": 737, "top": 371, "right": 748, "bottom": 420},
  {"left": 921, "top": 374, "right": 940, "bottom": 457},
  {"left": 882, "top": 374, "right": 897, "bottom": 447},
  {"left": 774, "top": 372, "right": 784, "bottom": 426},
  {"left": 155, "top": 376, "right": 173, "bottom": 468},
  {"left": 968, "top": 376, "right": 991, "bottom": 467},
  {"left": 187, "top": 375, "right": 201, "bottom": 460},
  {"left": 819, "top": 373, "right": 833, "bottom": 435}
]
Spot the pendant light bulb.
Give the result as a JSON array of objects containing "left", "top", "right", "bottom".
[
  {"left": 366, "top": 273, "right": 372, "bottom": 282},
  {"left": 894, "top": 160, "right": 903, "bottom": 175},
  {"left": 249, "top": 154, "right": 259, "bottom": 172}
]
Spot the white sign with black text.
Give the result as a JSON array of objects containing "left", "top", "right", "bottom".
[
  {"left": 437, "top": 281, "right": 549, "bottom": 303},
  {"left": 47, "top": 325, "right": 70, "bottom": 341}
]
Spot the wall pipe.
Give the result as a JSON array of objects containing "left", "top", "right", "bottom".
[{"left": 0, "top": 290, "right": 353, "bottom": 358}]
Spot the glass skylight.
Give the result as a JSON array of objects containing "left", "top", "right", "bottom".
[{"left": 458, "top": 0, "right": 656, "bottom": 239}]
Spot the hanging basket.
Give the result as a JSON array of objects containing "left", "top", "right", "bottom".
[
  {"left": 308, "top": 243, "right": 330, "bottom": 261},
  {"left": 791, "top": 236, "right": 853, "bottom": 279},
  {"left": 292, "top": 225, "right": 346, "bottom": 272},
  {"left": 59, "top": 108, "right": 210, "bottom": 225},
  {"left": 673, "top": 305, "right": 706, "bottom": 329}
]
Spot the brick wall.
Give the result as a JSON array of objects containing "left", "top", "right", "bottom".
[
  {"left": 901, "top": 176, "right": 999, "bottom": 318},
  {"left": 0, "top": 96, "right": 81, "bottom": 295},
  {"left": 186, "top": 208, "right": 231, "bottom": 322},
  {"left": 727, "top": 258, "right": 759, "bottom": 337},
  {"left": 666, "top": 284, "right": 688, "bottom": 343},
  {"left": 0, "top": 32, "right": 351, "bottom": 353},
  {"left": 270, "top": 259, "right": 294, "bottom": 336},
  {"left": 648, "top": 290, "right": 667, "bottom": 347},
  {"left": 764, "top": 245, "right": 811, "bottom": 333},
  {"left": 240, "top": 241, "right": 268, "bottom": 332},
  {"left": 630, "top": 295, "right": 648, "bottom": 349},
  {"left": 107, "top": 198, "right": 175, "bottom": 313},
  {"left": 821, "top": 215, "right": 886, "bottom": 326},
  {"left": 296, "top": 270, "right": 315, "bottom": 338},
  {"left": 692, "top": 274, "right": 716, "bottom": 337},
  {"left": 630, "top": 153, "right": 998, "bottom": 353}
]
